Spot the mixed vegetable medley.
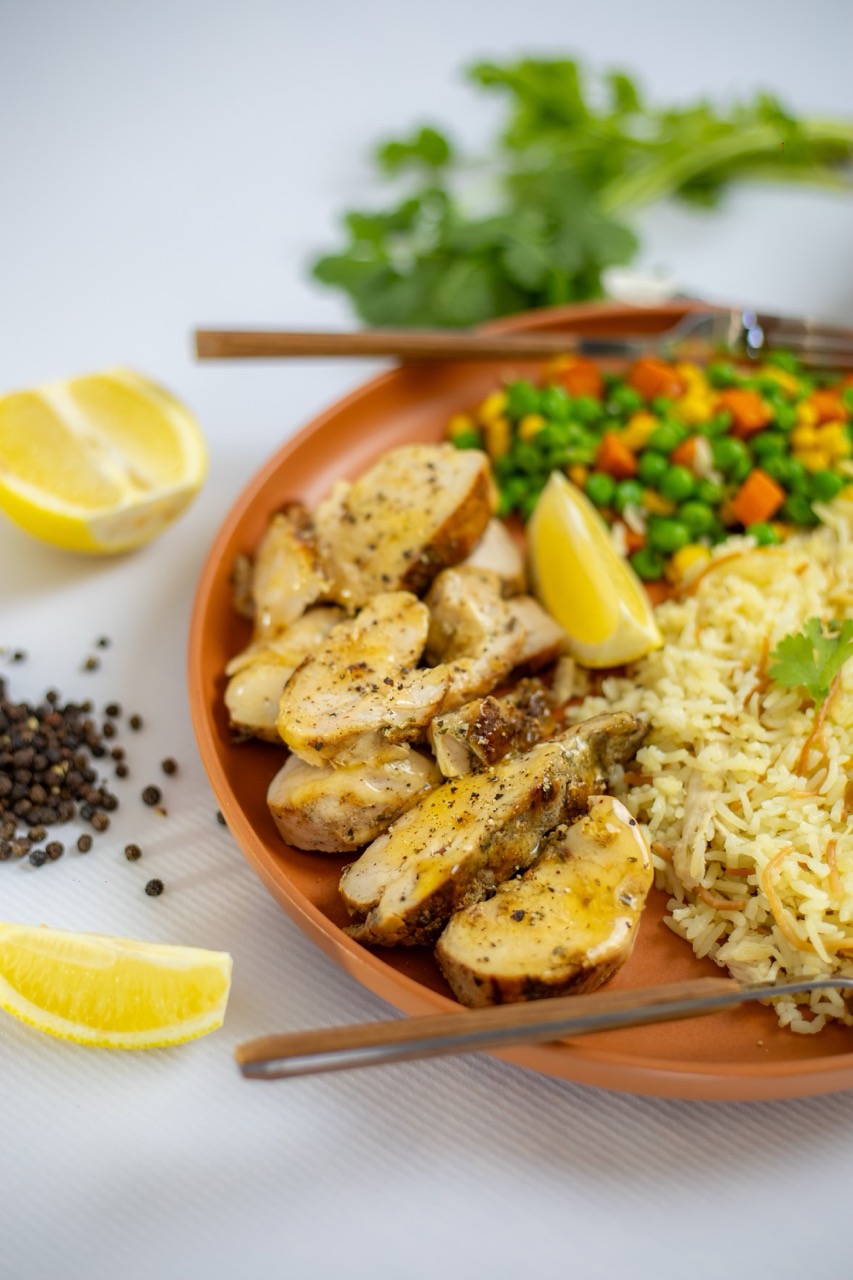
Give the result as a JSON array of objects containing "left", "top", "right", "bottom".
[{"left": 448, "top": 352, "right": 853, "bottom": 587}]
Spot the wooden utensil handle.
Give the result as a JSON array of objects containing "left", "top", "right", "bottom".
[{"left": 194, "top": 328, "right": 596, "bottom": 361}]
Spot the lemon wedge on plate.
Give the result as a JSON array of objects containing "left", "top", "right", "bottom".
[
  {"left": 0, "top": 368, "right": 207, "bottom": 553},
  {"left": 0, "top": 922, "right": 232, "bottom": 1048},
  {"left": 528, "top": 471, "right": 663, "bottom": 668}
]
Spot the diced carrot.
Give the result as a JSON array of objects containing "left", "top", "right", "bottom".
[
  {"left": 644, "top": 580, "right": 672, "bottom": 606},
  {"left": 623, "top": 527, "right": 646, "bottom": 554},
  {"left": 669, "top": 435, "right": 699, "bottom": 469},
  {"left": 716, "top": 388, "right": 772, "bottom": 438},
  {"left": 594, "top": 430, "right": 638, "bottom": 479},
  {"left": 807, "top": 389, "right": 850, "bottom": 425},
  {"left": 556, "top": 356, "right": 604, "bottom": 400},
  {"left": 627, "top": 357, "right": 685, "bottom": 401},
  {"left": 729, "top": 468, "right": 786, "bottom": 526}
]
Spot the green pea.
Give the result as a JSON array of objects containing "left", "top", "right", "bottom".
[
  {"left": 842, "top": 386, "right": 853, "bottom": 415},
  {"left": 651, "top": 396, "right": 673, "bottom": 416},
  {"left": 570, "top": 394, "right": 604, "bottom": 425},
  {"left": 505, "top": 380, "right": 541, "bottom": 420},
  {"left": 678, "top": 500, "right": 716, "bottom": 537},
  {"left": 810, "top": 469, "right": 845, "bottom": 502},
  {"left": 750, "top": 431, "right": 788, "bottom": 459},
  {"left": 772, "top": 401, "right": 797, "bottom": 431},
  {"left": 661, "top": 464, "right": 696, "bottom": 503},
  {"left": 781, "top": 493, "right": 819, "bottom": 526},
  {"left": 450, "top": 430, "right": 483, "bottom": 451},
  {"left": 512, "top": 440, "right": 545, "bottom": 475},
  {"left": 630, "top": 547, "right": 665, "bottom": 582},
  {"left": 647, "top": 517, "right": 690, "bottom": 554},
  {"left": 637, "top": 450, "right": 669, "bottom": 486},
  {"left": 730, "top": 454, "right": 753, "bottom": 484},
  {"left": 539, "top": 385, "right": 571, "bottom": 422},
  {"left": 537, "top": 422, "right": 569, "bottom": 450},
  {"left": 648, "top": 420, "right": 687, "bottom": 455},
  {"left": 584, "top": 472, "right": 616, "bottom": 508},
  {"left": 695, "top": 477, "right": 724, "bottom": 506},
  {"left": 707, "top": 362, "right": 740, "bottom": 388},
  {"left": 746, "top": 522, "right": 780, "bottom": 546},
  {"left": 609, "top": 384, "right": 645, "bottom": 414},
  {"left": 765, "top": 351, "right": 802, "bottom": 376},
  {"left": 613, "top": 479, "right": 645, "bottom": 514},
  {"left": 785, "top": 458, "right": 809, "bottom": 494},
  {"left": 711, "top": 435, "right": 749, "bottom": 475}
]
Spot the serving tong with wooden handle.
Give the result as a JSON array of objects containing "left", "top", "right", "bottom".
[
  {"left": 196, "top": 310, "right": 853, "bottom": 370},
  {"left": 235, "top": 976, "right": 853, "bottom": 1080}
]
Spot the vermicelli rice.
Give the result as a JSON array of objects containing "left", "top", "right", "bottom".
[{"left": 567, "top": 506, "right": 853, "bottom": 1032}]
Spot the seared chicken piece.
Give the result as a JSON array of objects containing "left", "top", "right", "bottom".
[
  {"left": 313, "top": 444, "right": 494, "bottom": 610},
  {"left": 505, "top": 597, "right": 567, "bottom": 671},
  {"left": 428, "top": 680, "right": 558, "bottom": 778},
  {"left": 251, "top": 505, "right": 331, "bottom": 638},
  {"left": 424, "top": 567, "right": 526, "bottom": 708},
  {"left": 340, "top": 712, "right": 647, "bottom": 946},
  {"left": 461, "top": 518, "right": 527, "bottom": 596},
  {"left": 436, "top": 795, "right": 653, "bottom": 1006},
  {"left": 224, "top": 607, "right": 345, "bottom": 742},
  {"left": 267, "top": 746, "right": 442, "bottom": 853},
  {"left": 276, "top": 592, "right": 450, "bottom": 767}
]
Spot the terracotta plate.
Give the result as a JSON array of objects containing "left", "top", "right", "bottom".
[{"left": 188, "top": 301, "right": 853, "bottom": 1100}]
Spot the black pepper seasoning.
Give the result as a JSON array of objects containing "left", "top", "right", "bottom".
[
  {"left": 124, "top": 843, "right": 142, "bottom": 861},
  {"left": 141, "top": 785, "right": 161, "bottom": 807},
  {"left": 145, "top": 878, "right": 164, "bottom": 896}
]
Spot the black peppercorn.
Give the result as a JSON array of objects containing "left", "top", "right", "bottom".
[
  {"left": 124, "top": 843, "right": 142, "bottom": 861},
  {"left": 142, "top": 785, "right": 161, "bottom": 807},
  {"left": 145, "top": 878, "right": 164, "bottom": 896}
]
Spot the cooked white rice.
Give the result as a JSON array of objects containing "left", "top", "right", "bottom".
[{"left": 567, "top": 507, "right": 853, "bottom": 1032}]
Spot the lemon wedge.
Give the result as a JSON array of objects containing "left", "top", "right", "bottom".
[
  {"left": 0, "top": 368, "right": 207, "bottom": 553},
  {"left": 0, "top": 922, "right": 232, "bottom": 1049},
  {"left": 528, "top": 472, "right": 663, "bottom": 667}
]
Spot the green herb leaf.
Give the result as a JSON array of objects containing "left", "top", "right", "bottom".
[{"left": 768, "top": 617, "right": 853, "bottom": 708}]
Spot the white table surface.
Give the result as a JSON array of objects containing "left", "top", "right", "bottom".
[{"left": 3, "top": 2, "right": 853, "bottom": 1277}]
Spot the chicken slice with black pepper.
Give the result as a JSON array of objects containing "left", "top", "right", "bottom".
[
  {"left": 313, "top": 444, "right": 494, "bottom": 610},
  {"left": 340, "top": 711, "right": 647, "bottom": 947},
  {"left": 428, "top": 679, "right": 558, "bottom": 778},
  {"left": 267, "top": 745, "right": 441, "bottom": 853},
  {"left": 224, "top": 606, "right": 345, "bottom": 742},
  {"left": 423, "top": 566, "right": 528, "bottom": 708},
  {"left": 276, "top": 592, "right": 450, "bottom": 767},
  {"left": 250, "top": 504, "right": 331, "bottom": 638},
  {"left": 436, "top": 795, "right": 653, "bottom": 1006}
]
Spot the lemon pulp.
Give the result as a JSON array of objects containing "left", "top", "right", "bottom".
[
  {"left": 0, "top": 368, "right": 207, "bottom": 553},
  {"left": 0, "top": 922, "right": 232, "bottom": 1048},
  {"left": 528, "top": 472, "right": 663, "bottom": 667}
]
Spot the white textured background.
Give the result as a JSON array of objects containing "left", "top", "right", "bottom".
[{"left": 2, "top": 1, "right": 853, "bottom": 1278}]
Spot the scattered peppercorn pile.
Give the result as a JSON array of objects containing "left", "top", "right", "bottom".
[
  {"left": 448, "top": 351, "right": 853, "bottom": 588},
  {"left": 0, "top": 660, "right": 188, "bottom": 890}
]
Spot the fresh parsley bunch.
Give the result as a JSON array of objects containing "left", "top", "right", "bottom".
[{"left": 311, "top": 58, "right": 853, "bottom": 327}]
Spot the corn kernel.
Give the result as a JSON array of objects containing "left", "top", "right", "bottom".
[
  {"left": 674, "top": 393, "right": 715, "bottom": 426},
  {"left": 666, "top": 543, "right": 711, "bottom": 584},
  {"left": 621, "top": 412, "right": 658, "bottom": 451},
  {"left": 517, "top": 412, "right": 547, "bottom": 441},
  {"left": 567, "top": 464, "right": 588, "bottom": 488},
  {"left": 542, "top": 355, "right": 571, "bottom": 379},
  {"left": 483, "top": 415, "right": 511, "bottom": 461},
  {"left": 643, "top": 490, "right": 676, "bottom": 516},
  {"left": 793, "top": 447, "right": 831, "bottom": 473},
  {"left": 795, "top": 402, "right": 819, "bottom": 428},
  {"left": 674, "top": 362, "right": 709, "bottom": 393},
  {"left": 791, "top": 423, "right": 818, "bottom": 449},
  {"left": 840, "top": 484, "right": 853, "bottom": 503},
  {"left": 817, "top": 422, "right": 851, "bottom": 459},
  {"left": 477, "top": 390, "right": 508, "bottom": 425},
  {"left": 447, "top": 412, "right": 476, "bottom": 440}
]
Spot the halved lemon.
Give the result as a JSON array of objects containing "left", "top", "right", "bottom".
[
  {"left": 528, "top": 472, "right": 663, "bottom": 667},
  {"left": 0, "top": 368, "right": 207, "bottom": 553},
  {"left": 0, "top": 922, "right": 232, "bottom": 1049}
]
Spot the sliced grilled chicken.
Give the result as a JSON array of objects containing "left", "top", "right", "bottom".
[
  {"left": 313, "top": 444, "right": 494, "bottom": 610},
  {"left": 428, "top": 680, "right": 558, "bottom": 777},
  {"left": 224, "top": 607, "right": 345, "bottom": 742},
  {"left": 424, "top": 566, "right": 526, "bottom": 708},
  {"left": 340, "top": 712, "right": 647, "bottom": 946},
  {"left": 267, "top": 746, "right": 442, "bottom": 853},
  {"left": 250, "top": 505, "right": 331, "bottom": 638},
  {"left": 505, "top": 597, "right": 567, "bottom": 671},
  {"left": 461, "top": 518, "right": 527, "bottom": 596},
  {"left": 276, "top": 592, "right": 450, "bottom": 767},
  {"left": 436, "top": 795, "right": 653, "bottom": 1006}
]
